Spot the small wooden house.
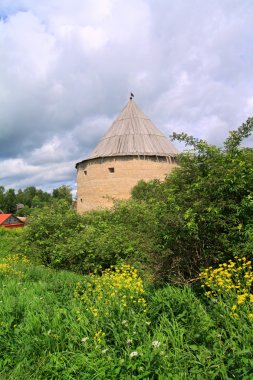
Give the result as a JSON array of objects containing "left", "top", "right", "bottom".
[{"left": 0, "top": 214, "right": 24, "bottom": 228}]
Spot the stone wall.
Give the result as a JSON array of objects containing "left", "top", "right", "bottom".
[{"left": 76, "top": 155, "right": 177, "bottom": 213}]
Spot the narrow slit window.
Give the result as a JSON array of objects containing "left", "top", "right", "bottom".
[
  {"left": 108, "top": 167, "right": 115, "bottom": 173},
  {"left": 84, "top": 170, "right": 87, "bottom": 175}
]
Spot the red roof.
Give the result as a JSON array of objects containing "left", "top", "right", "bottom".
[
  {"left": 0, "top": 214, "right": 24, "bottom": 226},
  {"left": 0, "top": 214, "right": 12, "bottom": 224}
]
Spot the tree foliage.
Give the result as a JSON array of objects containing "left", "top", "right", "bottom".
[
  {"left": 154, "top": 117, "right": 253, "bottom": 281},
  {"left": 52, "top": 185, "right": 72, "bottom": 205},
  {"left": 0, "top": 185, "right": 73, "bottom": 215},
  {"left": 130, "top": 118, "right": 253, "bottom": 282}
]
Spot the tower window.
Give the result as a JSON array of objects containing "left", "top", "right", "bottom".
[
  {"left": 84, "top": 170, "right": 87, "bottom": 175},
  {"left": 108, "top": 167, "right": 115, "bottom": 173}
]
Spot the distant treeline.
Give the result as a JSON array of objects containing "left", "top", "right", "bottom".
[{"left": 0, "top": 185, "right": 72, "bottom": 215}]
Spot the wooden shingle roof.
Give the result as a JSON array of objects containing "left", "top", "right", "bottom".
[{"left": 80, "top": 99, "right": 178, "bottom": 163}]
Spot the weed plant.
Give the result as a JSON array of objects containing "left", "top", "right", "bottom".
[{"left": 1, "top": 230, "right": 253, "bottom": 379}]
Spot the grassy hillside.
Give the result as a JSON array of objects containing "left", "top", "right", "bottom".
[{"left": 1, "top": 229, "right": 253, "bottom": 379}]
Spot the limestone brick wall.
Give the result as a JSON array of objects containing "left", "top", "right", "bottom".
[{"left": 76, "top": 156, "right": 177, "bottom": 213}]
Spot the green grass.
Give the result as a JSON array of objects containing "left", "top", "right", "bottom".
[
  {"left": 0, "top": 228, "right": 22, "bottom": 258},
  {"left": 1, "top": 229, "right": 253, "bottom": 379}
]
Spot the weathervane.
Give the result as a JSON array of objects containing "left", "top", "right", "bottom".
[{"left": 130, "top": 92, "right": 134, "bottom": 100}]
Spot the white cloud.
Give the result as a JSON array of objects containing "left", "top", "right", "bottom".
[
  {"left": 29, "top": 136, "right": 65, "bottom": 164},
  {"left": 0, "top": 158, "right": 38, "bottom": 178},
  {"left": 0, "top": 156, "right": 75, "bottom": 191}
]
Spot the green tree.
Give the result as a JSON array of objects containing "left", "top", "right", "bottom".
[
  {"left": 129, "top": 117, "right": 253, "bottom": 283},
  {"left": 4, "top": 189, "right": 16, "bottom": 213},
  {"left": 16, "top": 189, "right": 25, "bottom": 205},
  {"left": 0, "top": 186, "right": 5, "bottom": 211},
  {"left": 22, "top": 200, "right": 83, "bottom": 266},
  {"left": 157, "top": 117, "right": 253, "bottom": 281},
  {"left": 52, "top": 185, "right": 72, "bottom": 205},
  {"left": 16, "top": 205, "right": 30, "bottom": 217},
  {"left": 131, "top": 179, "right": 165, "bottom": 202},
  {"left": 23, "top": 187, "right": 37, "bottom": 208},
  {"left": 36, "top": 189, "right": 51, "bottom": 204}
]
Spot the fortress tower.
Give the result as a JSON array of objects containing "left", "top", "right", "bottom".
[{"left": 76, "top": 97, "right": 178, "bottom": 213}]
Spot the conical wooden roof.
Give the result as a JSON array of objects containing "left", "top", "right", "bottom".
[{"left": 85, "top": 99, "right": 178, "bottom": 161}]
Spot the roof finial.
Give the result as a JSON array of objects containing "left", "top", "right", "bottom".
[{"left": 130, "top": 92, "right": 134, "bottom": 100}]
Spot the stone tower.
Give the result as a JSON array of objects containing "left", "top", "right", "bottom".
[{"left": 75, "top": 98, "right": 178, "bottom": 213}]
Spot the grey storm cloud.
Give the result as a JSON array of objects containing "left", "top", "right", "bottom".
[{"left": 0, "top": 0, "right": 253, "bottom": 192}]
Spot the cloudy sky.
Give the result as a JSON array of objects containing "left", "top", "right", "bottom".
[{"left": 1, "top": 0, "right": 253, "bottom": 194}]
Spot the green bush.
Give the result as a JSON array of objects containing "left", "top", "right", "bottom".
[
  {"left": 22, "top": 200, "right": 84, "bottom": 266},
  {"left": 130, "top": 118, "right": 253, "bottom": 282},
  {"left": 22, "top": 199, "right": 158, "bottom": 274}
]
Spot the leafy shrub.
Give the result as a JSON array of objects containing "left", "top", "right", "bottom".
[
  {"left": 131, "top": 178, "right": 165, "bottom": 202},
  {"left": 22, "top": 200, "right": 157, "bottom": 274},
  {"left": 22, "top": 200, "right": 84, "bottom": 266},
  {"left": 130, "top": 118, "right": 253, "bottom": 282}
]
